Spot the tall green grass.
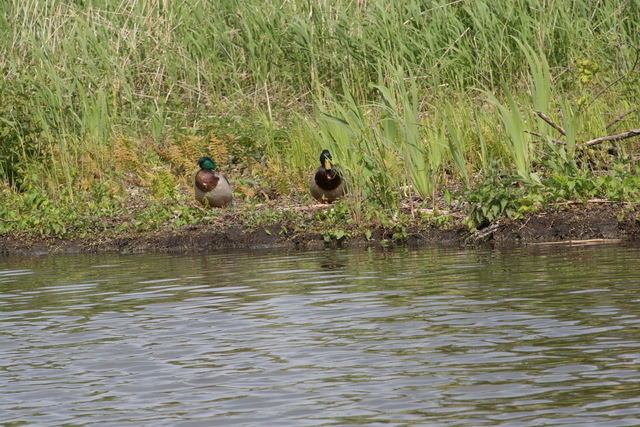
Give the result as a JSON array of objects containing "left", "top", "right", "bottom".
[{"left": 0, "top": 0, "right": 638, "bottom": 217}]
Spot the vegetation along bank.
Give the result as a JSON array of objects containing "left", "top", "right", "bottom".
[{"left": 1, "top": 0, "right": 640, "bottom": 254}]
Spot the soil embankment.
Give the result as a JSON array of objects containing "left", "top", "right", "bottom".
[{"left": 1, "top": 204, "right": 638, "bottom": 255}]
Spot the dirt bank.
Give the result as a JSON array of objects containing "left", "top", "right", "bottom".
[{"left": 1, "top": 202, "right": 638, "bottom": 256}]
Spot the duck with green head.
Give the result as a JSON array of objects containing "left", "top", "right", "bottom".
[
  {"left": 194, "top": 156, "right": 233, "bottom": 208},
  {"left": 310, "top": 149, "right": 345, "bottom": 203}
]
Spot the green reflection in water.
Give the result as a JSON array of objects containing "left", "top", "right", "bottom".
[{"left": 1, "top": 245, "right": 640, "bottom": 426}]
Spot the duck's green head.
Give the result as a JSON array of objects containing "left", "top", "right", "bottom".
[
  {"left": 320, "top": 149, "right": 333, "bottom": 170},
  {"left": 197, "top": 156, "right": 216, "bottom": 170}
]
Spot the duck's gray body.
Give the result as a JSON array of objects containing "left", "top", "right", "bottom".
[{"left": 194, "top": 157, "right": 233, "bottom": 208}]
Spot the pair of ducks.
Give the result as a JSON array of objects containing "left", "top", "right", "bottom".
[{"left": 194, "top": 149, "right": 345, "bottom": 208}]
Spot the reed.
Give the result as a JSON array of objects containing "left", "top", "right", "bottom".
[{"left": 0, "top": 0, "right": 638, "bottom": 222}]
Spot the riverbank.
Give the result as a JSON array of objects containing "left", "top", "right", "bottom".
[
  {"left": 1, "top": 201, "right": 636, "bottom": 256},
  {"left": 2, "top": 1, "right": 639, "bottom": 256}
]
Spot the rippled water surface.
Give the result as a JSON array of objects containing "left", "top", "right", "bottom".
[{"left": 2, "top": 245, "right": 640, "bottom": 426}]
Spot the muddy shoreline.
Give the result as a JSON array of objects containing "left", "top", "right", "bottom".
[{"left": 1, "top": 204, "right": 638, "bottom": 256}]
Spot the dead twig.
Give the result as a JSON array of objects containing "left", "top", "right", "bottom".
[
  {"left": 534, "top": 110, "right": 566, "bottom": 135},
  {"left": 577, "top": 128, "right": 640, "bottom": 148},
  {"left": 524, "top": 130, "right": 565, "bottom": 145},
  {"left": 606, "top": 106, "right": 638, "bottom": 129},
  {"left": 587, "top": 48, "right": 640, "bottom": 108}
]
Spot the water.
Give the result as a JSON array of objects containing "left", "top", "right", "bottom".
[{"left": 2, "top": 245, "right": 640, "bottom": 426}]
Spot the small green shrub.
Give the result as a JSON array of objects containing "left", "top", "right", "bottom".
[{"left": 465, "top": 176, "right": 524, "bottom": 230}]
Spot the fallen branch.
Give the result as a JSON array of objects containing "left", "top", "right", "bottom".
[
  {"left": 577, "top": 128, "right": 640, "bottom": 148},
  {"left": 534, "top": 110, "right": 566, "bottom": 135},
  {"left": 465, "top": 222, "right": 501, "bottom": 244},
  {"left": 529, "top": 238, "right": 622, "bottom": 246},
  {"left": 555, "top": 199, "right": 638, "bottom": 206}
]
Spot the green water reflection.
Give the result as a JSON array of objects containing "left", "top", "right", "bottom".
[{"left": 1, "top": 245, "right": 640, "bottom": 426}]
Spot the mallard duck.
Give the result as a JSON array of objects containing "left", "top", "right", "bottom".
[
  {"left": 310, "top": 149, "right": 345, "bottom": 203},
  {"left": 194, "top": 156, "right": 233, "bottom": 208}
]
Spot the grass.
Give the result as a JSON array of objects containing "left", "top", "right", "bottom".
[{"left": 1, "top": 0, "right": 640, "bottom": 239}]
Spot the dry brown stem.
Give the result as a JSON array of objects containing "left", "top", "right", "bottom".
[
  {"left": 524, "top": 130, "right": 565, "bottom": 145},
  {"left": 606, "top": 107, "right": 638, "bottom": 129},
  {"left": 534, "top": 110, "right": 566, "bottom": 135}
]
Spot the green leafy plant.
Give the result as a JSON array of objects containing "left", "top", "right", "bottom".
[{"left": 464, "top": 163, "right": 527, "bottom": 229}]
